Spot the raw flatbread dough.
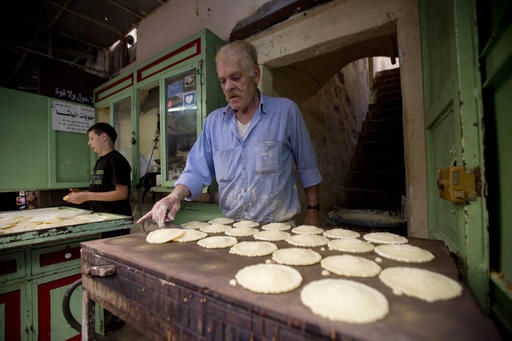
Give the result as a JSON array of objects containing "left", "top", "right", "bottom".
[
  {"left": 253, "top": 230, "right": 291, "bottom": 241},
  {"left": 374, "top": 244, "right": 435, "bottom": 263},
  {"left": 146, "top": 228, "right": 185, "bottom": 244},
  {"left": 328, "top": 238, "right": 375, "bottom": 253},
  {"left": 379, "top": 267, "right": 463, "bottom": 302},
  {"left": 272, "top": 248, "right": 322, "bottom": 266},
  {"left": 225, "top": 226, "right": 258, "bottom": 237},
  {"left": 321, "top": 255, "right": 381, "bottom": 277},
  {"left": 174, "top": 229, "right": 208, "bottom": 243},
  {"left": 181, "top": 221, "right": 210, "bottom": 229},
  {"left": 229, "top": 241, "right": 278, "bottom": 257},
  {"left": 363, "top": 232, "right": 408, "bottom": 244},
  {"left": 291, "top": 225, "right": 324, "bottom": 235},
  {"left": 197, "top": 236, "right": 238, "bottom": 249},
  {"left": 208, "top": 217, "right": 235, "bottom": 225},
  {"left": 261, "top": 222, "right": 292, "bottom": 231},
  {"left": 200, "top": 223, "right": 230, "bottom": 233},
  {"left": 301, "top": 278, "right": 389, "bottom": 323},
  {"left": 235, "top": 263, "right": 302, "bottom": 294},
  {"left": 323, "top": 228, "right": 360, "bottom": 239},
  {"left": 233, "top": 220, "right": 259, "bottom": 228},
  {"left": 286, "top": 234, "right": 329, "bottom": 247}
]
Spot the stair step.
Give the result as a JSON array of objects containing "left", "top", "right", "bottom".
[
  {"left": 367, "top": 106, "right": 402, "bottom": 120},
  {"left": 374, "top": 89, "right": 402, "bottom": 103},
  {"left": 340, "top": 188, "right": 404, "bottom": 211},
  {"left": 359, "top": 127, "right": 403, "bottom": 140},
  {"left": 349, "top": 153, "right": 404, "bottom": 172},
  {"left": 345, "top": 171, "right": 405, "bottom": 190},
  {"left": 355, "top": 140, "right": 402, "bottom": 153},
  {"left": 362, "top": 117, "right": 402, "bottom": 130}
]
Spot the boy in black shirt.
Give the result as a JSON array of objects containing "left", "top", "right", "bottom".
[{"left": 64, "top": 122, "right": 132, "bottom": 218}]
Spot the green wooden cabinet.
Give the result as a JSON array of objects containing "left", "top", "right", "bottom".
[
  {"left": 0, "top": 207, "right": 132, "bottom": 340},
  {"left": 0, "top": 88, "right": 92, "bottom": 191},
  {"left": 93, "top": 29, "right": 226, "bottom": 190}
]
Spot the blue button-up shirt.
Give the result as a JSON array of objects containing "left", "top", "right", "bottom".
[{"left": 175, "top": 93, "right": 322, "bottom": 223}]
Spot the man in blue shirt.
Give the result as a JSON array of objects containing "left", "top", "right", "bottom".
[{"left": 138, "top": 40, "right": 322, "bottom": 227}]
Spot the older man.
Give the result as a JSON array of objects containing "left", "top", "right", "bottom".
[{"left": 138, "top": 40, "right": 321, "bottom": 227}]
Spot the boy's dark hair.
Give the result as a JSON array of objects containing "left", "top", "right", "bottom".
[{"left": 88, "top": 122, "right": 117, "bottom": 143}]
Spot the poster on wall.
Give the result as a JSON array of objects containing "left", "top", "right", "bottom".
[{"left": 52, "top": 100, "right": 95, "bottom": 133}]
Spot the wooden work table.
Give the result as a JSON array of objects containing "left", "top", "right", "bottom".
[{"left": 80, "top": 231, "right": 502, "bottom": 341}]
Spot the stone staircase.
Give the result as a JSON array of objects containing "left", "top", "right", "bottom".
[{"left": 328, "top": 67, "right": 406, "bottom": 232}]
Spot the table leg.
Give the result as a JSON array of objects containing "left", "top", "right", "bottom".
[{"left": 82, "top": 288, "right": 96, "bottom": 340}]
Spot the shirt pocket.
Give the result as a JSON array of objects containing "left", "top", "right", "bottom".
[
  {"left": 256, "top": 140, "right": 282, "bottom": 175},
  {"left": 214, "top": 148, "right": 239, "bottom": 182}
]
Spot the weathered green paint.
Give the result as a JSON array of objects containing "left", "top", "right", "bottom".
[{"left": 420, "top": 0, "right": 489, "bottom": 309}]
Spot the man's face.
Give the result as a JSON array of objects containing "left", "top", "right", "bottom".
[
  {"left": 87, "top": 131, "right": 103, "bottom": 154},
  {"left": 217, "top": 54, "right": 260, "bottom": 113}
]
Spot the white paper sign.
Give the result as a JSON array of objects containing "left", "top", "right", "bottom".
[{"left": 52, "top": 100, "right": 95, "bottom": 133}]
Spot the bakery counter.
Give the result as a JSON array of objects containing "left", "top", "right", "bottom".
[
  {"left": 0, "top": 206, "right": 133, "bottom": 341},
  {"left": 80, "top": 229, "right": 501, "bottom": 341}
]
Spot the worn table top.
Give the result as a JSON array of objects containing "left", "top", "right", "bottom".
[
  {"left": 0, "top": 207, "right": 133, "bottom": 250},
  {"left": 81, "top": 231, "right": 501, "bottom": 340}
]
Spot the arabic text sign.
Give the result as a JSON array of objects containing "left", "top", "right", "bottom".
[{"left": 52, "top": 100, "right": 95, "bottom": 133}]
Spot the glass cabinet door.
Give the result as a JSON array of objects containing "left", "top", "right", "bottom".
[
  {"left": 138, "top": 84, "right": 160, "bottom": 181},
  {"left": 164, "top": 69, "right": 197, "bottom": 183}
]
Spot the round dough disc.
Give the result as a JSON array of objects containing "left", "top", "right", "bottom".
[
  {"left": 225, "top": 226, "right": 258, "bottom": 237},
  {"left": 208, "top": 217, "right": 235, "bottom": 225},
  {"left": 374, "top": 244, "right": 435, "bottom": 263},
  {"left": 254, "top": 230, "right": 291, "bottom": 241},
  {"left": 291, "top": 225, "right": 324, "bottom": 235},
  {"left": 146, "top": 228, "right": 185, "bottom": 244},
  {"left": 233, "top": 220, "right": 259, "bottom": 228},
  {"left": 229, "top": 241, "right": 278, "bottom": 257},
  {"left": 286, "top": 234, "right": 329, "bottom": 247},
  {"left": 379, "top": 267, "right": 463, "bottom": 302},
  {"left": 323, "top": 228, "right": 360, "bottom": 239},
  {"left": 272, "top": 248, "right": 322, "bottom": 266},
  {"left": 235, "top": 263, "right": 302, "bottom": 294},
  {"left": 363, "top": 232, "right": 408, "bottom": 244},
  {"left": 174, "top": 229, "right": 208, "bottom": 243},
  {"left": 197, "top": 236, "right": 238, "bottom": 249},
  {"left": 328, "top": 239, "right": 375, "bottom": 253},
  {"left": 200, "top": 223, "right": 230, "bottom": 233},
  {"left": 261, "top": 222, "right": 292, "bottom": 231},
  {"left": 181, "top": 221, "right": 210, "bottom": 229},
  {"left": 321, "top": 255, "right": 381, "bottom": 277},
  {"left": 300, "top": 278, "right": 389, "bottom": 323}
]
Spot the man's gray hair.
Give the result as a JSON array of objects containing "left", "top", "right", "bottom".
[{"left": 216, "top": 40, "right": 258, "bottom": 76}]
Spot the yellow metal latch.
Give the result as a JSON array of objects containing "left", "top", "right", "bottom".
[{"left": 437, "top": 166, "right": 480, "bottom": 203}]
